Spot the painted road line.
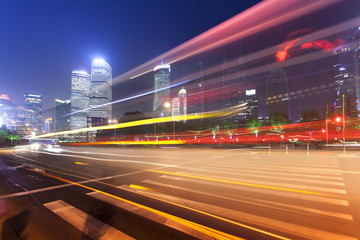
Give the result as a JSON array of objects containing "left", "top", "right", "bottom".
[
  {"left": 44, "top": 200, "right": 134, "bottom": 240},
  {"left": 207, "top": 163, "right": 343, "bottom": 176},
  {"left": 29, "top": 168, "right": 244, "bottom": 240},
  {"left": 141, "top": 180, "right": 353, "bottom": 221},
  {"left": 88, "top": 191, "right": 288, "bottom": 240},
  {"left": 211, "top": 162, "right": 343, "bottom": 174},
  {"left": 189, "top": 166, "right": 346, "bottom": 186},
  {"left": 22, "top": 150, "right": 176, "bottom": 167},
  {"left": 148, "top": 170, "right": 340, "bottom": 197},
  {"left": 174, "top": 171, "right": 346, "bottom": 195},
  {"left": 122, "top": 184, "right": 357, "bottom": 240},
  {"left": 205, "top": 165, "right": 344, "bottom": 181},
  {"left": 160, "top": 175, "right": 349, "bottom": 206}
]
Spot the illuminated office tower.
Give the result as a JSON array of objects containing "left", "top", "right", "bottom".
[
  {"left": 333, "top": 33, "right": 357, "bottom": 117},
  {"left": 353, "top": 26, "right": 360, "bottom": 116},
  {"left": 89, "top": 59, "right": 112, "bottom": 126},
  {"left": 54, "top": 99, "right": 71, "bottom": 132},
  {"left": 44, "top": 117, "right": 53, "bottom": 133},
  {"left": 178, "top": 87, "right": 187, "bottom": 116},
  {"left": 239, "top": 89, "right": 258, "bottom": 120},
  {"left": 153, "top": 64, "right": 171, "bottom": 117},
  {"left": 266, "top": 69, "right": 289, "bottom": 117},
  {"left": 24, "top": 93, "right": 42, "bottom": 133},
  {"left": 70, "top": 71, "right": 90, "bottom": 130}
]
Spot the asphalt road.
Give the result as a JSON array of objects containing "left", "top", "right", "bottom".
[{"left": 0, "top": 145, "right": 360, "bottom": 240}]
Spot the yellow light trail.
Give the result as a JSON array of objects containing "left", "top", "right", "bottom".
[
  {"left": 30, "top": 105, "right": 246, "bottom": 139},
  {"left": 72, "top": 140, "right": 184, "bottom": 146},
  {"left": 147, "top": 170, "right": 337, "bottom": 197}
]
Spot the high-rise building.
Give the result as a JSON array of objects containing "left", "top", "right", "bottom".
[
  {"left": 89, "top": 59, "right": 112, "bottom": 126},
  {"left": 54, "top": 99, "right": 71, "bottom": 132},
  {"left": 333, "top": 33, "right": 358, "bottom": 117},
  {"left": 153, "top": 64, "right": 171, "bottom": 117},
  {"left": 266, "top": 69, "right": 289, "bottom": 117},
  {"left": 44, "top": 117, "right": 53, "bottom": 133},
  {"left": 171, "top": 97, "right": 180, "bottom": 116},
  {"left": 0, "top": 94, "right": 18, "bottom": 128},
  {"left": 178, "top": 87, "right": 187, "bottom": 116},
  {"left": 239, "top": 89, "right": 258, "bottom": 120},
  {"left": 171, "top": 87, "right": 187, "bottom": 122},
  {"left": 70, "top": 71, "right": 90, "bottom": 130},
  {"left": 353, "top": 26, "right": 360, "bottom": 116},
  {"left": 24, "top": 93, "right": 42, "bottom": 133}
]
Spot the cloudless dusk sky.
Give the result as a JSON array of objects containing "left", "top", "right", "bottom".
[{"left": 0, "top": 0, "right": 261, "bottom": 113}]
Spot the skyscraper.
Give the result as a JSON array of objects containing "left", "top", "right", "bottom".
[
  {"left": 353, "top": 26, "right": 360, "bottom": 116},
  {"left": 178, "top": 87, "right": 187, "bottom": 116},
  {"left": 333, "top": 32, "right": 358, "bottom": 117},
  {"left": 54, "top": 99, "right": 71, "bottom": 132},
  {"left": 24, "top": 93, "right": 42, "bottom": 133},
  {"left": 171, "top": 87, "right": 187, "bottom": 123},
  {"left": 89, "top": 59, "right": 112, "bottom": 126},
  {"left": 266, "top": 69, "right": 289, "bottom": 118},
  {"left": 70, "top": 71, "right": 90, "bottom": 130},
  {"left": 239, "top": 89, "right": 258, "bottom": 120},
  {"left": 44, "top": 117, "right": 53, "bottom": 133},
  {"left": 153, "top": 64, "right": 171, "bottom": 117}
]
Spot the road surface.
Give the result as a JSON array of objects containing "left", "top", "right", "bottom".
[{"left": 0, "top": 145, "right": 360, "bottom": 240}]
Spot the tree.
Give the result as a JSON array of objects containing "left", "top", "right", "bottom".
[
  {"left": 269, "top": 112, "right": 290, "bottom": 132},
  {"left": 302, "top": 110, "right": 320, "bottom": 122}
]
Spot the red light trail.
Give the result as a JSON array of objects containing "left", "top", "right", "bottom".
[{"left": 301, "top": 39, "right": 344, "bottom": 51}]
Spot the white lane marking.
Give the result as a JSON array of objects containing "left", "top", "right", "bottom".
[
  {"left": 209, "top": 163, "right": 342, "bottom": 176},
  {"left": 213, "top": 161, "right": 341, "bottom": 171},
  {"left": 206, "top": 165, "right": 344, "bottom": 181},
  {"left": 174, "top": 171, "right": 346, "bottom": 195},
  {"left": 160, "top": 175, "right": 349, "bottom": 206},
  {"left": 55, "top": 148, "right": 169, "bottom": 159},
  {"left": 87, "top": 192, "right": 219, "bottom": 240},
  {"left": 11, "top": 152, "right": 98, "bottom": 179},
  {"left": 0, "top": 167, "right": 146, "bottom": 199},
  {"left": 44, "top": 200, "right": 134, "bottom": 240},
  {"left": 25, "top": 150, "right": 176, "bottom": 167},
  {"left": 142, "top": 180, "right": 353, "bottom": 221},
  {"left": 189, "top": 166, "right": 345, "bottom": 186},
  {"left": 122, "top": 184, "right": 357, "bottom": 240}
]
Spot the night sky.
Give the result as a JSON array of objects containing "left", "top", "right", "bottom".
[{"left": 0, "top": 0, "right": 261, "bottom": 115}]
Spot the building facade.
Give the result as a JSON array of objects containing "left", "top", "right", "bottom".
[
  {"left": 266, "top": 69, "right": 289, "bottom": 118},
  {"left": 70, "top": 71, "right": 90, "bottom": 130},
  {"left": 89, "top": 59, "right": 112, "bottom": 126},
  {"left": 153, "top": 64, "right": 171, "bottom": 117},
  {"left": 238, "top": 89, "right": 258, "bottom": 120},
  {"left": 24, "top": 93, "right": 42, "bottom": 133},
  {"left": 54, "top": 99, "right": 71, "bottom": 132}
]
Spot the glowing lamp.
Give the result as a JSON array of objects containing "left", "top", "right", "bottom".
[{"left": 335, "top": 117, "right": 341, "bottom": 123}]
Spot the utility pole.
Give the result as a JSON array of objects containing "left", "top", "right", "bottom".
[{"left": 342, "top": 94, "right": 346, "bottom": 153}]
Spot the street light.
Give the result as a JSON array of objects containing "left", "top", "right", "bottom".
[{"left": 164, "top": 101, "right": 175, "bottom": 139}]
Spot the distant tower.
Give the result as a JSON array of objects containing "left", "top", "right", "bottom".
[
  {"left": 239, "top": 89, "right": 258, "bottom": 120},
  {"left": 89, "top": 59, "right": 112, "bottom": 126},
  {"left": 153, "top": 64, "right": 171, "bottom": 117},
  {"left": 24, "top": 93, "right": 42, "bottom": 133},
  {"left": 44, "top": 117, "right": 53, "bottom": 133},
  {"left": 54, "top": 99, "right": 71, "bottom": 132},
  {"left": 178, "top": 87, "right": 187, "bottom": 116},
  {"left": 266, "top": 69, "right": 289, "bottom": 118},
  {"left": 171, "top": 87, "right": 187, "bottom": 123},
  {"left": 70, "top": 71, "right": 90, "bottom": 130},
  {"left": 354, "top": 26, "right": 360, "bottom": 116},
  {"left": 333, "top": 33, "right": 357, "bottom": 117}
]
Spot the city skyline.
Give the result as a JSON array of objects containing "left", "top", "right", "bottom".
[{"left": 0, "top": 0, "right": 260, "bottom": 112}]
